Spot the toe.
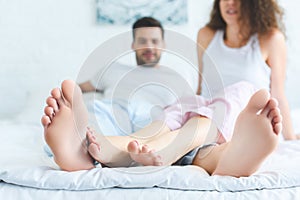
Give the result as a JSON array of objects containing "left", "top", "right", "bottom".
[
  {"left": 154, "top": 154, "right": 161, "bottom": 161},
  {"left": 245, "top": 89, "right": 270, "bottom": 114},
  {"left": 261, "top": 98, "right": 278, "bottom": 116},
  {"left": 127, "top": 140, "right": 140, "bottom": 154},
  {"left": 272, "top": 115, "right": 282, "bottom": 124},
  {"left": 86, "top": 130, "right": 101, "bottom": 158},
  {"left": 142, "top": 145, "right": 149, "bottom": 153},
  {"left": 51, "top": 88, "right": 66, "bottom": 108},
  {"left": 51, "top": 88, "right": 61, "bottom": 100},
  {"left": 46, "top": 97, "right": 59, "bottom": 112},
  {"left": 44, "top": 106, "right": 54, "bottom": 119},
  {"left": 41, "top": 115, "right": 51, "bottom": 127},
  {"left": 88, "top": 143, "right": 101, "bottom": 160},
  {"left": 153, "top": 154, "right": 162, "bottom": 166},
  {"left": 86, "top": 131, "right": 96, "bottom": 144},
  {"left": 61, "top": 80, "right": 82, "bottom": 107},
  {"left": 274, "top": 123, "right": 282, "bottom": 135},
  {"left": 266, "top": 107, "right": 280, "bottom": 120},
  {"left": 154, "top": 161, "right": 163, "bottom": 166}
]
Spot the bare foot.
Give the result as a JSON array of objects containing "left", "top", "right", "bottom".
[
  {"left": 127, "top": 140, "right": 162, "bottom": 166},
  {"left": 86, "top": 131, "right": 162, "bottom": 167},
  {"left": 86, "top": 128, "right": 112, "bottom": 164},
  {"left": 41, "top": 80, "right": 95, "bottom": 171},
  {"left": 212, "top": 89, "right": 282, "bottom": 177}
]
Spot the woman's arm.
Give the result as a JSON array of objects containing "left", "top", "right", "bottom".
[
  {"left": 262, "top": 29, "right": 297, "bottom": 140},
  {"left": 196, "top": 27, "right": 216, "bottom": 95}
]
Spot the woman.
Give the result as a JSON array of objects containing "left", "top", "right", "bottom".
[{"left": 197, "top": 0, "right": 299, "bottom": 140}]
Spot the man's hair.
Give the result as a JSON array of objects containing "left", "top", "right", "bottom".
[{"left": 132, "top": 17, "right": 164, "bottom": 39}]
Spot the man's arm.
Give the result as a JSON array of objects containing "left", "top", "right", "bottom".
[{"left": 79, "top": 81, "right": 96, "bottom": 93}]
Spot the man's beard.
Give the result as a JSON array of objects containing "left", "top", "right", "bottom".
[{"left": 136, "top": 54, "right": 161, "bottom": 67}]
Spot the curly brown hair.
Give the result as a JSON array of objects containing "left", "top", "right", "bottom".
[{"left": 206, "top": 0, "right": 285, "bottom": 38}]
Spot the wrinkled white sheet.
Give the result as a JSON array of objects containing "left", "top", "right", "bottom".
[{"left": 0, "top": 121, "right": 300, "bottom": 193}]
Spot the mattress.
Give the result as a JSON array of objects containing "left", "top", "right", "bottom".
[{"left": 0, "top": 119, "right": 300, "bottom": 199}]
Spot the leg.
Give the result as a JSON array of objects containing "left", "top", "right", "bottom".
[
  {"left": 88, "top": 116, "right": 216, "bottom": 166},
  {"left": 87, "top": 95, "right": 218, "bottom": 166},
  {"left": 124, "top": 116, "right": 218, "bottom": 166},
  {"left": 41, "top": 80, "right": 94, "bottom": 171},
  {"left": 86, "top": 120, "right": 172, "bottom": 167},
  {"left": 193, "top": 89, "right": 282, "bottom": 177}
]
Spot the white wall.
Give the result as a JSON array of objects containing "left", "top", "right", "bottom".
[{"left": 0, "top": 0, "right": 299, "bottom": 123}]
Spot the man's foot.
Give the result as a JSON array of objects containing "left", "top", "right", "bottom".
[
  {"left": 212, "top": 89, "right": 282, "bottom": 177},
  {"left": 41, "top": 80, "right": 95, "bottom": 171},
  {"left": 127, "top": 140, "right": 162, "bottom": 166}
]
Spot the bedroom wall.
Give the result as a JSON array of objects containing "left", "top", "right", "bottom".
[{"left": 0, "top": 0, "right": 299, "bottom": 124}]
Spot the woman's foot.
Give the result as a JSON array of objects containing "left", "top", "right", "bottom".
[
  {"left": 212, "top": 89, "right": 282, "bottom": 177},
  {"left": 86, "top": 131, "right": 163, "bottom": 166},
  {"left": 41, "top": 80, "right": 95, "bottom": 171},
  {"left": 127, "top": 140, "right": 162, "bottom": 166},
  {"left": 86, "top": 128, "right": 112, "bottom": 165}
]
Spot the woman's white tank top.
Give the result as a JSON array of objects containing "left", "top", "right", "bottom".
[{"left": 201, "top": 30, "right": 271, "bottom": 98}]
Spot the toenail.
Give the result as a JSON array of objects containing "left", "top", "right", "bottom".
[{"left": 133, "top": 140, "right": 139, "bottom": 145}]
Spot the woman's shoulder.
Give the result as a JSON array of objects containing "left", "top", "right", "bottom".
[
  {"left": 258, "top": 28, "right": 286, "bottom": 62},
  {"left": 197, "top": 26, "right": 217, "bottom": 49},
  {"left": 259, "top": 28, "right": 285, "bottom": 47}
]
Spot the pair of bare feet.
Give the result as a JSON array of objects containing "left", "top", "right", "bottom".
[
  {"left": 41, "top": 80, "right": 162, "bottom": 171},
  {"left": 41, "top": 80, "right": 282, "bottom": 176}
]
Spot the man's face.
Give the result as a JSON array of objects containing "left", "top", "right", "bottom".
[{"left": 132, "top": 27, "right": 165, "bottom": 67}]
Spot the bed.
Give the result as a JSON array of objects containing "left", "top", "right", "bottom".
[
  {"left": 1, "top": 107, "right": 300, "bottom": 200},
  {"left": 2, "top": 0, "right": 300, "bottom": 198}
]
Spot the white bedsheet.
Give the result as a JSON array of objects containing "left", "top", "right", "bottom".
[
  {"left": 1, "top": 181, "right": 300, "bottom": 200},
  {"left": 0, "top": 121, "right": 300, "bottom": 194}
]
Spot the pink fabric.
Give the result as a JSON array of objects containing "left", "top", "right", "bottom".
[{"left": 163, "top": 81, "right": 257, "bottom": 142}]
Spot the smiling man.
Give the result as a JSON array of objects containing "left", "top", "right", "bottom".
[
  {"left": 132, "top": 20, "right": 165, "bottom": 67},
  {"left": 78, "top": 17, "right": 197, "bottom": 137},
  {"left": 80, "top": 17, "right": 166, "bottom": 92}
]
